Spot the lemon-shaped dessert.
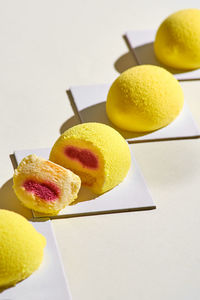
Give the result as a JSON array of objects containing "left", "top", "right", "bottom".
[
  {"left": 106, "top": 65, "right": 184, "bottom": 132},
  {"left": 154, "top": 9, "right": 200, "bottom": 69},
  {"left": 49, "top": 122, "right": 131, "bottom": 194},
  {"left": 0, "top": 209, "right": 46, "bottom": 287}
]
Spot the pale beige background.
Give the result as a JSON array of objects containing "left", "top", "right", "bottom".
[{"left": 1, "top": 1, "right": 200, "bottom": 299}]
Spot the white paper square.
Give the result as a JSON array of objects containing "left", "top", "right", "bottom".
[
  {"left": 124, "top": 30, "right": 200, "bottom": 81},
  {"left": 0, "top": 221, "right": 72, "bottom": 300},
  {"left": 69, "top": 84, "right": 200, "bottom": 143},
  {"left": 13, "top": 147, "right": 155, "bottom": 219}
]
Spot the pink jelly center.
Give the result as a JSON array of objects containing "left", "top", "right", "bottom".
[
  {"left": 23, "top": 180, "right": 60, "bottom": 201},
  {"left": 65, "top": 146, "right": 98, "bottom": 169}
]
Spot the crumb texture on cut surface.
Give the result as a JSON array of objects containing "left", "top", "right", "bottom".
[
  {"left": 0, "top": 209, "right": 46, "bottom": 288},
  {"left": 154, "top": 9, "right": 200, "bottom": 69},
  {"left": 13, "top": 154, "right": 81, "bottom": 214},
  {"left": 106, "top": 65, "right": 184, "bottom": 132},
  {"left": 50, "top": 122, "right": 131, "bottom": 194}
]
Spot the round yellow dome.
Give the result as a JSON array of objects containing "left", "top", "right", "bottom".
[
  {"left": 49, "top": 122, "right": 131, "bottom": 194},
  {"left": 0, "top": 209, "right": 46, "bottom": 288},
  {"left": 154, "top": 9, "right": 200, "bottom": 69},
  {"left": 106, "top": 65, "right": 184, "bottom": 132}
]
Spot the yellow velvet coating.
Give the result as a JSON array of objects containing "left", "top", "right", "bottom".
[
  {"left": 154, "top": 9, "right": 200, "bottom": 69},
  {"left": 106, "top": 65, "right": 184, "bottom": 132},
  {"left": 49, "top": 123, "right": 131, "bottom": 194},
  {"left": 0, "top": 209, "right": 46, "bottom": 288},
  {"left": 13, "top": 154, "right": 81, "bottom": 215}
]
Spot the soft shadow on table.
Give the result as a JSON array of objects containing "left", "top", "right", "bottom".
[
  {"left": 122, "top": 35, "right": 200, "bottom": 79},
  {"left": 65, "top": 88, "right": 200, "bottom": 143},
  {"left": 70, "top": 186, "right": 98, "bottom": 205},
  {"left": 122, "top": 35, "right": 181, "bottom": 74},
  {"left": 60, "top": 115, "right": 80, "bottom": 134},
  {"left": 65, "top": 89, "right": 149, "bottom": 140},
  {"left": 0, "top": 177, "right": 32, "bottom": 219},
  {"left": 114, "top": 51, "right": 138, "bottom": 73},
  {"left": 60, "top": 90, "right": 82, "bottom": 134},
  {"left": 133, "top": 42, "right": 183, "bottom": 74},
  {"left": 79, "top": 102, "right": 149, "bottom": 140}
]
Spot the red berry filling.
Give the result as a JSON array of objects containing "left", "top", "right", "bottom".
[
  {"left": 65, "top": 146, "right": 98, "bottom": 169},
  {"left": 23, "top": 180, "right": 60, "bottom": 201}
]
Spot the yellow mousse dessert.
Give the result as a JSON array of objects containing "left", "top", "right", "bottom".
[
  {"left": 13, "top": 154, "right": 81, "bottom": 214},
  {"left": 106, "top": 65, "right": 184, "bottom": 132},
  {"left": 49, "top": 123, "right": 131, "bottom": 194},
  {"left": 154, "top": 9, "right": 200, "bottom": 70},
  {"left": 0, "top": 209, "right": 46, "bottom": 288}
]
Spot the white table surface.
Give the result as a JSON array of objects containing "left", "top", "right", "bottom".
[{"left": 1, "top": 1, "right": 200, "bottom": 299}]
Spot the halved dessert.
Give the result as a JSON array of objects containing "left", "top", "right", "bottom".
[
  {"left": 13, "top": 154, "right": 81, "bottom": 214},
  {"left": 49, "top": 122, "right": 131, "bottom": 194}
]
